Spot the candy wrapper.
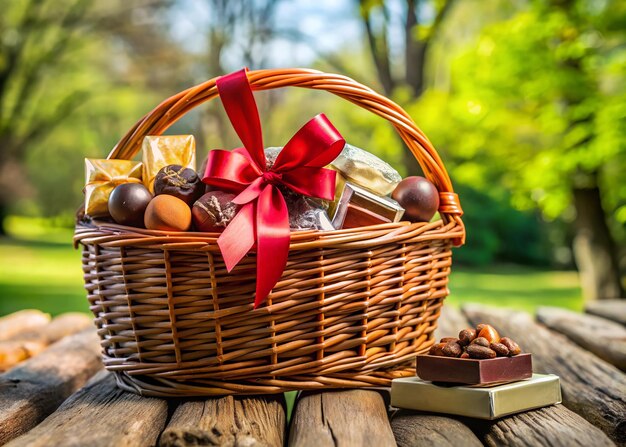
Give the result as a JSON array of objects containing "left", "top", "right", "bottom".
[
  {"left": 265, "top": 147, "right": 333, "bottom": 230},
  {"left": 142, "top": 135, "right": 196, "bottom": 193},
  {"left": 83, "top": 158, "right": 143, "bottom": 217},
  {"left": 330, "top": 144, "right": 402, "bottom": 195}
]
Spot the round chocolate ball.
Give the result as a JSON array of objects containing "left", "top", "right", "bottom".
[
  {"left": 108, "top": 183, "right": 153, "bottom": 227},
  {"left": 391, "top": 176, "right": 439, "bottom": 222},
  {"left": 154, "top": 164, "right": 204, "bottom": 205},
  {"left": 192, "top": 191, "right": 239, "bottom": 232},
  {"left": 144, "top": 194, "right": 192, "bottom": 232}
]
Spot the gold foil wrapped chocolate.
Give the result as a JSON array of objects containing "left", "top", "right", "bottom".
[
  {"left": 84, "top": 159, "right": 143, "bottom": 217},
  {"left": 330, "top": 144, "right": 402, "bottom": 195},
  {"left": 142, "top": 135, "right": 196, "bottom": 193}
]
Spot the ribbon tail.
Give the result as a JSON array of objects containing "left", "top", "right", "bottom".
[
  {"left": 217, "top": 202, "right": 256, "bottom": 272},
  {"left": 254, "top": 185, "right": 290, "bottom": 308}
]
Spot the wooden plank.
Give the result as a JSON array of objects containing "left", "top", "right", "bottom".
[
  {"left": 159, "top": 394, "right": 286, "bottom": 447},
  {"left": 391, "top": 305, "right": 482, "bottom": 446},
  {"left": 288, "top": 390, "right": 395, "bottom": 447},
  {"left": 391, "top": 412, "right": 482, "bottom": 447},
  {"left": 5, "top": 370, "right": 168, "bottom": 447},
  {"left": 0, "top": 329, "right": 103, "bottom": 445},
  {"left": 434, "top": 305, "right": 470, "bottom": 341},
  {"left": 537, "top": 306, "right": 626, "bottom": 371},
  {"left": 463, "top": 304, "right": 626, "bottom": 445},
  {"left": 0, "top": 313, "right": 93, "bottom": 371},
  {"left": 469, "top": 404, "right": 615, "bottom": 447},
  {"left": 586, "top": 300, "right": 626, "bottom": 326},
  {"left": 0, "top": 310, "right": 50, "bottom": 341}
]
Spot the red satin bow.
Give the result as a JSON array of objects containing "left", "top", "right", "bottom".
[{"left": 202, "top": 69, "right": 345, "bottom": 308}]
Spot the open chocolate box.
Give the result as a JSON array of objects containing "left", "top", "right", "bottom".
[{"left": 416, "top": 353, "right": 533, "bottom": 385}]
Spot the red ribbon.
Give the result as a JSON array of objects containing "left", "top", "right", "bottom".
[{"left": 202, "top": 69, "right": 345, "bottom": 308}]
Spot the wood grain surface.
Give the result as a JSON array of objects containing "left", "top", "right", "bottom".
[
  {"left": 159, "top": 394, "right": 286, "bottom": 447},
  {"left": 586, "top": 300, "right": 626, "bottom": 326},
  {"left": 391, "top": 411, "right": 482, "bottom": 447},
  {"left": 289, "top": 389, "right": 396, "bottom": 447},
  {"left": 0, "top": 313, "right": 93, "bottom": 371},
  {"left": 0, "top": 310, "right": 50, "bottom": 342},
  {"left": 537, "top": 306, "right": 626, "bottom": 371},
  {"left": 463, "top": 304, "right": 626, "bottom": 445},
  {"left": 471, "top": 404, "right": 615, "bottom": 447},
  {"left": 5, "top": 371, "right": 168, "bottom": 447},
  {"left": 0, "top": 329, "right": 102, "bottom": 445}
]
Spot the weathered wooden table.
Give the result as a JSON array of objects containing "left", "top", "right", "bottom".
[{"left": 1, "top": 302, "right": 624, "bottom": 447}]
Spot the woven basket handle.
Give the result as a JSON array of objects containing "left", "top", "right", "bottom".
[{"left": 108, "top": 68, "right": 463, "bottom": 224}]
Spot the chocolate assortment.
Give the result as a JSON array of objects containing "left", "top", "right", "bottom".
[
  {"left": 417, "top": 322, "right": 532, "bottom": 385},
  {"left": 428, "top": 323, "right": 522, "bottom": 359},
  {"left": 85, "top": 136, "right": 443, "bottom": 234}
]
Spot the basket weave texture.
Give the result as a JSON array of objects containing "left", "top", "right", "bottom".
[{"left": 74, "top": 68, "right": 465, "bottom": 396}]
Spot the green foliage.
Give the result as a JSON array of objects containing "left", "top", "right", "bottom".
[{"left": 437, "top": 0, "right": 626, "bottom": 228}]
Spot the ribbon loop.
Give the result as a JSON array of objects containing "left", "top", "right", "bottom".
[{"left": 203, "top": 68, "right": 345, "bottom": 308}]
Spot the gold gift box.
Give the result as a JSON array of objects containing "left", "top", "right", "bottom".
[
  {"left": 391, "top": 374, "right": 561, "bottom": 420},
  {"left": 142, "top": 135, "right": 196, "bottom": 193},
  {"left": 84, "top": 159, "right": 143, "bottom": 217}
]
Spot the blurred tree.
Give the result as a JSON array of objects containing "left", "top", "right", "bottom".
[
  {"left": 0, "top": 0, "right": 190, "bottom": 227},
  {"left": 434, "top": 0, "right": 626, "bottom": 300},
  {"left": 355, "top": 0, "right": 455, "bottom": 174},
  {"left": 0, "top": 0, "right": 94, "bottom": 233}
]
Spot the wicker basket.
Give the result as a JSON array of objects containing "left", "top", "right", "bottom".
[{"left": 74, "top": 68, "right": 465, "bottom": 397}]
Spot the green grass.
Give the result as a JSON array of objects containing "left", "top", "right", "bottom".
[
  {"left": 0, "top": 216, "right": 583, "bottom": 317},
  {"left": 448, "top": 264, "right": 583, "bottom": 313},
  {"left": 0, "top": 218, "right": 89, "bottom": 316}
]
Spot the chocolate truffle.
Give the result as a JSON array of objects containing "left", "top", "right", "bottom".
[
  {"left": 192, "top": 191, "right": 239, "bottom": 232},
  {"left": 144, "top": 194, "right": 192, "bottom": 231},
  {"left": 391, "top": 176, "right": 440, "bottom": 222},
  {"left": 154, "top": 164, "right": 204, "bottom": 205},
  {"left": 108, "top": 183, "right": 152, "bottom": 227}
]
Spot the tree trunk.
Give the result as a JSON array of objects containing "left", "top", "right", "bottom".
[
  {"left": 572, "top": 182, "right": 623, "bottom": 301},
  {"left": 0, "top": 199, "right": 7, "bottom": 236}
]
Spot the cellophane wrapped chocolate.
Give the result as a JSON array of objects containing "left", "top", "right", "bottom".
[
  {"left": 84, "top": 159, "right": 143, "bottom": 217},
  {"left": 266, "top": 147, "right": 333, "bottom": 231},
  {"left": 142, "top": 135, "right": 196, "bottom": 193}
]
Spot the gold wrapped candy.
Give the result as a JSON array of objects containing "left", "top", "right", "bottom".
[
  {"left": 328, "top": 144, "right": 402, "bottom": 218},
  {"left": 84, "top": 159, "right": 143, "bottom": 217},
  {"left": 142, "top": 135, "right": 196, "bottom": 193}
]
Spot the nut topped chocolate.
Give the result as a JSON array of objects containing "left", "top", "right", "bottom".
[{"left": 154, "top": 164, "right": 204, "bottom": 205}]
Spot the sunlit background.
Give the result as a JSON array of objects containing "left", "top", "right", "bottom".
[{"left": 0, "top": 0, "right": 624, "bottom": 316}]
